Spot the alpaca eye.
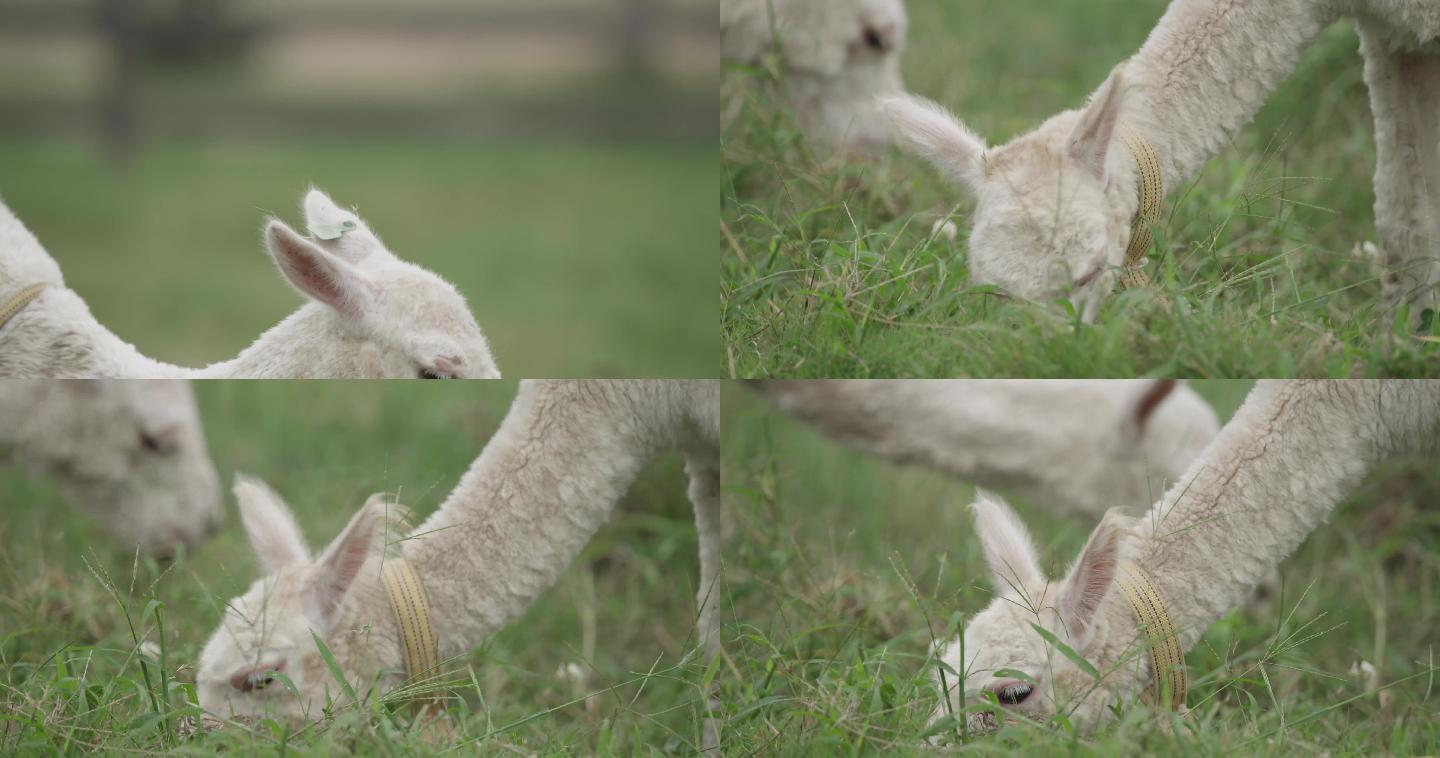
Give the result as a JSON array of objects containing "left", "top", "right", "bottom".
[
  {"left": 863, "top": 27, "right": 886, "bottom": 51},
  {"left": 139, "top": 432, "right": 163, "bottom": 452},
  {"left": 230, "top": 662, "right": 285, "bottom": 692},
  {"left": 418, "top": 368, "right": 442, "bottom": 379},
  {"left": 997, "top": 682, "right": 1033, "bottom": 705},
  {"left": 238, "top": 672, "right": 276, "bottom": 692}
]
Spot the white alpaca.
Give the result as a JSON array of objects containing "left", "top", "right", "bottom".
[
  {"left": 932, "top": 380, "right": 1440, "bottom": 735},
  {"left": 196, "top": 380, "right": 721, "bottom": 744},
  {"left": 0, "top": 190, "right": 500, "bottom": 378},
  {"left": 884, "top": 1, "right": 1440, "bottom": 324},
  {"left": 0, "top": 380, "right": 221, "bottom": 555},
  {"left": 723, "top": 0, "right": 907, "bottom": 153},
  {"left": 754, "top": 379, "right": 1219, "bottom": 517}
]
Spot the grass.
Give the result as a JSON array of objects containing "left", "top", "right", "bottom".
[
  {"left": 717, "top": 381, "right": 1440, "bottom": 753},
  {"left": 2, "top": 381, "right": 1437, "bottom": 754},
  {"left": 0, "top": 382, "right": 717, "bottom": 753},
  {"left": 720, "top": 0, "right": 1440, "bottom": 377},
  {"left": 0, "top": 136, "right": 716, "bottom": 378}
]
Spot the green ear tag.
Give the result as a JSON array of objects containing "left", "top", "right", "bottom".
[{"left": 308, "top": 219, "right": 357, "bottom": 241}]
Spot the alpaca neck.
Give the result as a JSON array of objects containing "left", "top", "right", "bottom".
[
  {"left": 0, "top": 287, "right": 341, "bottom": 379},
  {"left": 1, "top": 201, "right": 350, "bottom": 379},
  {"left": 0, "top": 288, "right": 184, "bottom": 377},
  {"left": 194, "top": 304, "right": 353, "bottom": 379},
  {"left": 1091, "top": 381, "right": 1440, "bottom": 678},
  {"left": 397, "top": 381, "right": 674, "bottom": 661},
  {"left": 1121, "top": 0, "right": 1339, "bottom": 186}
]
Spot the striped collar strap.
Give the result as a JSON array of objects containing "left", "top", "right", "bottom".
[
  {"left": 1117, "top": 126, "right": 1163, "bottom": 290},
  {"left": 1114, "top": 561, "right": 1186, "bottom": 711},
  {"left": 381, "top": 557, "right": 440, "bottom": 701},
  {"left": 0, "top": 283, "right": 48, "bottom": 332}
]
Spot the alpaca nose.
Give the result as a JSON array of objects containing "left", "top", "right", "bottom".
[{"left": 202, "top": 510, "right": 222, "bottom": 539}]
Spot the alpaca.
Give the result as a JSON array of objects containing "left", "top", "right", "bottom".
[
  {"left": 0, "top": 190, "right": 500, "bottom": 378},
  {"left": 883, "top": 1, "right": 1440, "bottom": 324},
  {"left": 196, "top": 380, "right": 721, "bottom": 745},
  {"left": 0, "top": 380, "right": 221, "bottom": 555},
  {"left": 723, "top": 0, "right": 908, "bottom": 153},
  {"left": 931, "top": 380, "right": 1440, "bottom": 735},
  {"left": 752, "top": 379, "right": 1219, "bottom": 517}
]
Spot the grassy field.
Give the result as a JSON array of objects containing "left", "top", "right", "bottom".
[
  {"left": 718, "top": 381, "right": 1439, "bottom": 753},
  {"left": 0, "top": 137, "right": 716, "bottom": 377},
  {"left": 721, "top": 0, "right": 1440, "bottom": 377},
  {"left": 2, "top": 382, "right": 1437, "bottom": 754},
  {"left": 0, "top": 382, "right": 716, "bottom": 753}
]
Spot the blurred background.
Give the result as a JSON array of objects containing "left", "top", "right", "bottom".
[{"left": 0, "top": 0, "right": 717, "bottom": 376}]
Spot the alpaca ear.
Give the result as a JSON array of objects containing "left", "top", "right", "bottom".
[
  {"left": 301, "top": 188, "right": 382, "bottom": 263},
  {"left": 1129, "top": 379, "right": 1177, "bottom": 439},
  {"left": 1057, "top": 512, "right": 1124, "bottom": 648},
  {"left": 1066, "top": 65, "right": 1127, "bottom": 181},
  {"left": 264, "top": 220, "right": 374, "bottom": 317},
  {"left": 304, "top": 493, "right": 393, "bottom": 627},
  {"left": 879, "top": 94, "right": 987, "bottom": 192},
  {"left": 970, "top": 490, "right": 1043, "bottom": 594},
  {"left": 302, "top": 188, "right": 354, "bottom": 231},
  {"left": 234, "top": 475, "right": 310, "bottom": 573}
]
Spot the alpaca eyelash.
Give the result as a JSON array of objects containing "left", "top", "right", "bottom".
[{"left": 997, "top": 683, "right": 1033, "bottom": 704}]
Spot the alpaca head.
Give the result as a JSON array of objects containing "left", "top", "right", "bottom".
[
  {"left": 198, "top": 477, "right": 402, "bottom": 720},
  {"left": 747, "top": 0, "right": 908, "bottom": 152},
  {"left": 932, "top": 492, "right": 1132, "bottom": 735},
  {"left": 13, "top": 380, "right": 221, "bottom": 555},
  {"left": 259, "top": 189, "right": 500, "bottom": 379},
  {"left": 805, "top": 0, "right": 909, "bottom": 151},
  {"left": 882, "top": 67, "right": 1134, "bottom": 321}
]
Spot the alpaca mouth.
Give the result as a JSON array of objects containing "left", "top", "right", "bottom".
[
  {"left": 968, "top": 711, "right": 999, "bottom": 733},
  {"left": 1073, "top": 262, "right": 1105, "bottom": 289}
]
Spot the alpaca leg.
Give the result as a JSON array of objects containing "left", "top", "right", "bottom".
[
  {"left": 1359, "top": 23, "right": 1440, "bottom": 329},
  {"left": 685, "top": 455, "right": 722, "bottom": 752}
]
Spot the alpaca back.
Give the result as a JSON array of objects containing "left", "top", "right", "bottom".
[
  {"left": 1353, "top": 0, "right": 1440, "bottom": 45},
  {"left": 0, "top": 197, "right": 64, "bottom": 292}
]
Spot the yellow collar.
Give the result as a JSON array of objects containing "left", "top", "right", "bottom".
[
  {"left": 0, "top": 283, "right": 48, "bottom": 332},
  {"left": 1114, "top": 561, "right": 1186, "bottom": 711},
  {"left": 1117, "top": 127, "right": 1163, "bottom": 289},
  {"left": 381, "top": 557, "right": 440, "bottom": 702}
]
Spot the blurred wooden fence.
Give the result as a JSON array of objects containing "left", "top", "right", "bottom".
[{"left": 0, "top": 0, "right": 717, "bottom": 156}]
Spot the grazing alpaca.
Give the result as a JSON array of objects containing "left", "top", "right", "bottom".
[
  {"left": 932, "top": 380, "right": 1440, "bottom": 735},
  {"left": 197, "top": 381, "right": 721, "bottom": 745},
  {"left": 0, "top": 190, "right": 500, "bottom": 378},
  {"left": 884, "top": 1, "right": 1440, "bottom": 324},
  {"left": 0, "top": 380, "right": 221, "bottom": 555},
  {"left": 723, "top": 0, "right": 908, "bottom": 153},
  {"left": 753, "top": 379, "right": 1219, "bottom": 517}
]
